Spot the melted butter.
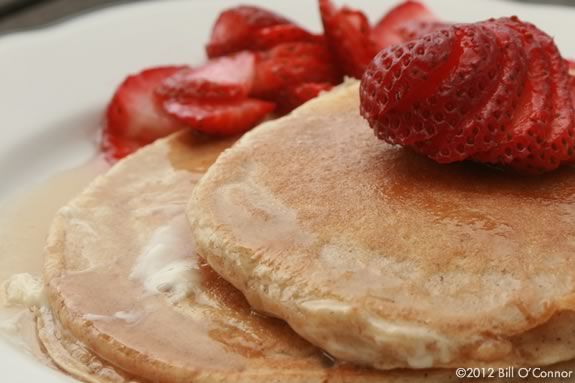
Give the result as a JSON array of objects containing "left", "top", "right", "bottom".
[
  {"left": 0, "top": 157, "right": 107, "bottom": 361},
  {"left": 3, "top": 273, "right": 45, "bottom": 307},
  {"left": 129, "top": 214, "right": 198, "bottom": 303}
]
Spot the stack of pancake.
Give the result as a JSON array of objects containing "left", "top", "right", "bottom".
[{"left": 41, "top": 81, "right": 575, "bottom": 382}]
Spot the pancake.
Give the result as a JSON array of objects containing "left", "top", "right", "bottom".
[
  {"left": 188, "top": 81, "right": 575, "bottom": 370},
  {"left": 41, "top": 129, "right": 465, "bottom": 382}
]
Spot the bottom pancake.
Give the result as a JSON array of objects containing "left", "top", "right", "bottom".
[{"left": 42, "top": 130, "right": 461, "bottom": 382}]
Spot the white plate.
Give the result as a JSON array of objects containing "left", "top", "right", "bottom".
[{"left": 1, "top": 0, "right": 574, "bottom": 381}]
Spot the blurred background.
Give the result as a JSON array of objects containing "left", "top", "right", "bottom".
[{"left": 0, "top": 0, "right": 575, "bottom": 34}]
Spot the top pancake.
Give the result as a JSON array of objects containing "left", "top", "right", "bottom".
[{"left": 188, "top": 81, "right": 575, "bottom": 370}]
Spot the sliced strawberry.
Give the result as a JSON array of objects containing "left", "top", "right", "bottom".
[
  {"left": 360, "top": 17, "right": 575, "bottom": 173},
  {"left": 206, "top": 6, "right": 313, "bottom": 58},
  {"left": 319, "top": 0, "right": 379, "bottom": 79},
  {"left": 162, "top": 98, "right": 275, "bottom": 136},
  {"left": 103, "top": 66, "right": 186, "bottom": 161},
  {"left": 156, "top": 52, "right": 255, "bottom": 102},
  {"left": 251, "top": 42, "right": 340, "bottom": 98},
  {"left": 568, "top": 60, "right": 575, "bottom": 110},
  {"left": 474, "top": 19, "right": 551, "bottom": 168},
  {"left": 276, "top": 82, "right": 333, "bottom": 114},
  {"left": 101, "top": 134, "right": 142, "bottom": 162},
  {"left": 570, "top": 71, "right": 575, "bottom": 111},
  {"left": 372, "top": 0, "right": 438, "bottom": 48},
  {"left": 252, "top": 24, "right": 322, "bottom": 50},
  {"left": 394, "top": 21, "right": 448, "bottom": 44},
  {"left": 568, "top": 59, "right": 575, "bottom": 77},
  {"left": 533, "top": 37, "right": 575, "bottom": 169},
  {"left": 361, "top": 26, "right": 471, "bottom": 150}
]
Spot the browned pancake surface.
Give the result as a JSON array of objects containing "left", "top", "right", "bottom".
[{"left": 189, "top": 81, "right": 575, "bottom": 370}]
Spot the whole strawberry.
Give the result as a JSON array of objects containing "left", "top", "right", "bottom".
[{"left": 360, "top": 17, "right": 575, "bottom": 173}]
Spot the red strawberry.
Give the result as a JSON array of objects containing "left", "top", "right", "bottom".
[
  {"left": 568, "top": 60, "right": 575, "bottom": 110},
  {"left": 103, "top": 66, "right": 186, "bottom": 161},
  {"left": 251, "top": 42, "right": 341, "bottom": 98},
  {"left": 319, "top": 0, "right": 379, "bottom": 79},
  {"left": 571, "top": 82, "right": 575, "bottom": 125},
  {"left": 162, "top": 98, "right": 274, "bottom": 136},
  {"left": 156, "top": 52, "right": 255, "bottom": 102},
  {"left": 568, "top": 59, "right": 575, "bottom": 77},
  {"left": 360, "top": 17, "right": 575, "bottom": 173},
  {"left": 570, "top": 61, "right": 575, "bottom": 110},
  {"left": 372, "top": 0, "right": 439, "bottom": 48},
  {"left": 252, "top": 24, "right": 322, "bottom": 50},
  {"left": 276, "top": 82, "right": 333, "bottom": 114},
  {"left": 206, "top": 6, "right": 314, "bottom": 58},
  {"left": 472, "top": 19, "right": 552, "bottom": 169}
]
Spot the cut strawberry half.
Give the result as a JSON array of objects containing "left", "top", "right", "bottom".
[
  {"left": 162, "top": 98, "right": 275, "bottom": 136},
  {"left": 103, "top": 66, "right": 186, "bottom": 161},
  {"left": 206, "top": 5, "right": 314, "bottom": 57},
  {"left": 319, "top": 0, "right": 379, "bottom": 79},
  {"left": 372, "top": 0, "right": 439, "bottom": 48},
  {"left": 276, "top": 82, "right": 333, "bottom": 114},
  {"left": 251, "top": 42, "right": 340, "bottom": 98},
  {"left": 156, "top": 52, "right": 255, "bottom": 102}
]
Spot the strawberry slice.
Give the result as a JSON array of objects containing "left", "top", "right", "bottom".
[
  {"left": 206, "top": 6, "right": 287, "bottom": 57},
  {"left": 252, "top": 24, "right": 321, "bottom": 50},
  {"left": 372, "top": 0, "right": 438, "bottom": 48},
  {"left": 162, "top": 98, "right": 275, "bottom": 136},
  {"left": 568, "top": 60, "right": 575, "bottom": 110},
  {"left": 569, "top": 60, "right": 575, "bottom": 110},
  {"left": 252, "top": 42, "right": 341, "bottom": 98},
  {"left": 276, "top": 82, "right": 333, "bottom": 114},
  {"left": 319, "top": 0, "right": 379, "bottom": 79},
  {"left": 103, "top": 66, "right": 186, "bottom": 161},
  {"left": 206, "top": 6, "right": 314, "bottom": 58},
  {"left": 568, "top": 59, "right": 575, "bottom": 76},
  {"left": 156, "top": 52, "right": 255, "bottom": 102}
]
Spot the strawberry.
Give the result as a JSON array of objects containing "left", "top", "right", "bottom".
[
  {"left": 252, "top": 24, "right": 322, "bottom": 50},
  {"left": 372, "top": 0, "right": 439, "bottom": 48},
  {"left": 155, "top": 52, "right": 274, "bottom": 136},
  {"left": 206, "top": 6, "right": 314, "bottom": 58},
  {"left": 360, "top": 17, "right": 575, "bottom": 173},
  {"left": 319, "top": 0, "right": 379, "bottom": 79},
  {"left": 161, "top": 98, "right": 274, "bottom": 136},
  {"left": 568, "top": 60, "right": 575, "bottom": 110},
  {"left": 156, "top": 52, "right": 255, "bottom": 102},
  {"left": 276, "top": 82, "right": 333, "bottom": 114},
  {"left": 103, "top": 66, "right": 186, "bottom": 161},
  {"left": 570, "top": 60, "right": 575, "bottom": 110},
  {"left": 472, "top": 19, "right": 554, "bottom": 169},
  {"left": 569, "top": 59, "right": 575, "bottom": 76},
  {"left": 251, "top": 42, "right": 341, "bottom": 98}
]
